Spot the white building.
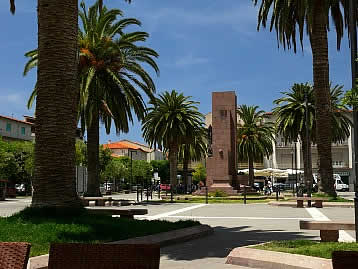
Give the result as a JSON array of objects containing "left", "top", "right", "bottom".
[
  {"left": 205, "top": 111, "right": 355, "bottom": 190},
  {"left": 0, "top": 115, "right": 34, "bottom": 142},
  {"left": 103, "top": 140, "right": 165, "bottom": 162}
]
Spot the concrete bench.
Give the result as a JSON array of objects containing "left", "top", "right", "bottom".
[
  {"left": 300, "top": 220, "right": 355, "bottom": 242},
  {"left": 81, "top": 197, "right": 112, "bottom": 206},
  {"left": 290, "top": 197, "right": 328, "bottom": 208},
  {"left": 85, "top": 207, "right": 148, "bottom": 219}
]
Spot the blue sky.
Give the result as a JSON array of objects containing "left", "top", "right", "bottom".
[{"left": 0, "top": 0, "right": 352, "bottom": 145}]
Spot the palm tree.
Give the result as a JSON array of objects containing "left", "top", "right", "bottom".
[
  {"left": 9, "top": 0, "right": 15, "bottom": 14},
  {"left": 253, "top": 0, "right": 356, "bottom": 196},
  {"left": 79, "top": 2, "right": 159, "bottom": 196},
  {"left": 178, "top": 127, "right": 207, "bottom": 193},
  {"left": 142, "top": 90, "right": 204, "bottom": 189},
  {"left": 237, "top": 105, "right": 275, "bottom": 187},
  {"left": 32, "top": 0, "right": 82, "bottom": 207},
  {"left": 274, "top": 83, "right": 352, "bottom": 194},
  {"left": 25, "top": 1, "right": 159, "bottom": 197},
  {"left": 273, "top": 83, "right": 316, "bottom": 189}
]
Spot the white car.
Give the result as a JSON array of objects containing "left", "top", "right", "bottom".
[
  {"left": 334, "top": 178, "right": 349, "bottom": 192},
  {"left": 313, "top": 174, "right": 349, "bottom": 191}
]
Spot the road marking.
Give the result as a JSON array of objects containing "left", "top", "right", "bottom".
[
  {"left": 305, "top": 207, "right": 355, "bottom": 242},
  {"left": 145, "top": 204, "right": 208, "bottom": 220},
  {"left": 161, "top": 216, "right": 313, "bottom": 220}
]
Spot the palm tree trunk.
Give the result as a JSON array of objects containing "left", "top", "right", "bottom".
[
  {"left": 248, "top": 155, "right": 254, "bottom": 187},
  {"left": 169, "top": 144, "right": 178, "bottom": 191},
  {"left": 182, "top": 147, "right": 189, "bottom": 194},
  {"left": 311, "top": 1, "right": 336, "bottom": 197},
  {"left": 32, "top": 0, "right": 81, "bottom": 207},
  {"left": 301, "top": 134, "right": 313, "bottom": 189},
  {"left": 86, "top": 108, "right": 101, "bottom": 197}
]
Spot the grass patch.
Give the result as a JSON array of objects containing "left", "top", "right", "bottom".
[
  {"left": 0, "top": 207, "right": 199, "bottom": 257},
  {"left": 159, "top": 198, "right": 270, "bottom": 204},
  {"left": 312, "top": 193, "right": 353, "bottom": 203},
  {"left": 253, "top": 240, "right": 358, "bottom": 259}
]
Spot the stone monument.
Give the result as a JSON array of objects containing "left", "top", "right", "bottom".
[{"left": 206, "top": 91, "right": 238, "bottom": 194}]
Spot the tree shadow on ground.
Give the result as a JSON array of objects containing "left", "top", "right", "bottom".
[{"left": 160, "top": 225, "right": 316, "bottom": 261}]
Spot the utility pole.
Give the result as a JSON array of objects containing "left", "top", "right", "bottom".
[{"left": 349, "top": 0, "right": 358, "bottom": 242}]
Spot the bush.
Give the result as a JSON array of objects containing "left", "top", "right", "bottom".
[{"left": 209, "top": 189, "right": 228, "bottom": 197}]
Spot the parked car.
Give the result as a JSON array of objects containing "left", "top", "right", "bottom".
[
  {"left": 334, "top": 178, "right": 349, "bottom": 192},
  {"left": 160, "top": 184, "right": 171, "bottom": 191},
  {"left": 272, "top": 183, "right": 285, "bottom": 191}
]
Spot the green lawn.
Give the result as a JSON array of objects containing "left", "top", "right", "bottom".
[
  {"left": 312, "top": 193, "right": 353, "bottom": 203},
  {"left": 253, "top": 240, "right": 358, "bottom": 259},
  {"left": 159, "top": 197, "right": 271, "bottom": 204},
  {"left": 0, "top": 207, "right": 199, "bottom": 257}
]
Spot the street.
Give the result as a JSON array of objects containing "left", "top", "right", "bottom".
[{"left": 0, "top": 197, "right": 356, "bottom": 268}]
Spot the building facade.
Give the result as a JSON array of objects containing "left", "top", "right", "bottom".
[
  {"left": 0, "top": 115, "right": 34, "bottom": 142},
  {"left": 103, "top": 140, "right": 165, "bottom": 162},
  {"left": 205, "top": 111, "right": 355, "bottom": 190}
]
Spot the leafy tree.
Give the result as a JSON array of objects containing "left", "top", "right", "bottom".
[
  {"left": 142, "top": 90, "right": 204, "bottom": 188},
  {"left": 253, "top": 0, "right": 357, "bottom": 196},
  {"left": 192, "top": 163, "right": 206, "bottom": 184},
  {"left": 100, "top": 158, "right": 127, "bottom": 183},
  {"left": 237, "top": 105, "right": 275, "bottom": 187},
  {"left": 0, "top": 139, "right": 34, "bottom": 190},
  {"left": 132, "top": 160, "right": 152, "bottom": 185},
  {"left": 99, "top": 145, "right": 113, "bottom": 176},
  {"left": 75, "top": 140, "right": 87, "bottom": 166},
  {"left": 150, "top": 160, "right": 170, "bottom": 183},
  {"left": 274, "top": 83, "right": 351, "bottom": 195}
]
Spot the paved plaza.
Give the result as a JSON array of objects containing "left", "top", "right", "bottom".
[{"left": 0, "top": 197, "right": 356, "bottom": 268}]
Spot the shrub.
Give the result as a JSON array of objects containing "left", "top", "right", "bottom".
[{"left": 209, "top": 189, "right": 228, "bottom": 197}]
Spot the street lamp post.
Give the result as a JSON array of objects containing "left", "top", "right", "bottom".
[
  {"left": 129, "top": 150, "right": 136, "bottom": 193},
  {"left": 349, "top": 0, "right": 358, "bottom": 241},
  {"left": 291, "top": 149, "right": 294, "bottom": 196},
  {"left": 305, "top": 90, "right": 312, "bottom": 207},
  {"left": 294, "top": 141, "right": 298, "bottom": 196}
]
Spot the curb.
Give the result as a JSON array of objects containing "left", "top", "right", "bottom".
[
  {"left": 226, "top": 246, "right": 332, "bottom": 269},
  {"left": 27, "top": 224, "right": 213, "bottom": 269},
  {"left": 268, "top": 201, "right": 354, "bottom": 208}
]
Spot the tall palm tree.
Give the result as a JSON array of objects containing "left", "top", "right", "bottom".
[
  {"left": 237, "top": 105, "right": 275, "bottom": 187},
  {"left": 253, "top": 0, "right": 356, "bottom": 196},
  {"left": 273, "top": 83, "right": 316, "bottom": 189},
  {"left": 32, "top": 0, "right": 82, "bottom": 207},
  {"left": 142, "top": 90, "right": 204, "bottom": 189},
  {"left": 178, "top": 127, "right": 207, "bottom": 193},
  {"left": 9, "top": 0, "right": 15, "bottom": 14},
  {"left": 79, "top": 2, "right": 159, "bottom": 196},
  {"left": 25, "top": 1, "right": 159, "bottom": 197},
  {"left": 274, "top": 83, "right": 352, "bottom": 194}
]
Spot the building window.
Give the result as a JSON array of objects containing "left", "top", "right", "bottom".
[
  {"left": 6, "top": 123, "right": 11, "bottom": 132},
  {"left": 21, "top": 127, "right": 26, "bottom": 135}
]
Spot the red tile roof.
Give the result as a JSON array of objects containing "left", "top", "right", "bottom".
[
  {"left": 0, "top": 115, "right": 33, "bottom": 125},
  {"left": 103, "top": 141, "right": 148, "bottom": 152}
]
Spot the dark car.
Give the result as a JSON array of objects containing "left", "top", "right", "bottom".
[{"left": 272, "top": 183, "right": 285, "bottom": 191}]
